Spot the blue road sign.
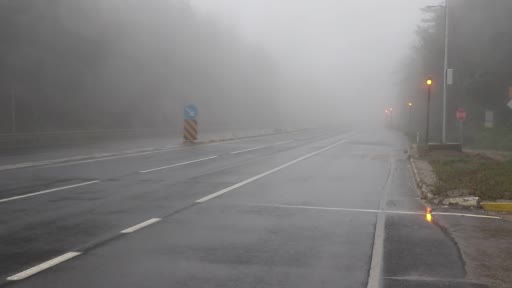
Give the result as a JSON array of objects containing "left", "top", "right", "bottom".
[{"left": 184, "top": 104, "right": 198, "bottom": 120}]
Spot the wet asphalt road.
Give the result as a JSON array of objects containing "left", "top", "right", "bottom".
[{"left": 0, "top": 129, "right": 488, "bottom": 288}]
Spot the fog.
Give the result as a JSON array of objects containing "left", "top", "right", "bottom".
[
  {"left": 190, "top": 0, "right": 433, "bottom": 127},
  {"left": 0, "top": 0, "right": 435, "bottom": 134}
]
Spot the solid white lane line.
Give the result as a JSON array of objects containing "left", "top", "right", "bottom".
[
  {"left": 139, "top": 156, "right": 218, "bottom": 173},
  {"left": 0, "top": 181, "right": 100, "bottom": 204},
  {"left": 254, "top": 204, "right": 383, "bottom": 213},
  {"left": 432, "top": 212, "right": 500, "bottom": 219},
  {"left": 253, "top": 204, "right": 423, "bottom": 215},
  {"left": 230, "top": 146, "right": 266, "bottom": 154},
  {"left": 120, "top": 218, "right": 161, "bottom": 233},
  {"left": 367, "top": 205, "right": 386, "bottom": 288},
  {"left": 250, "top": 204, "right": 502, "bottom": 219},
  {"left": 274, "top": 140, "right": 295, "bottom": 145},
  {"left": 195, "top": 138, "right": 349, "bottom": 203},
  {"left": 7, "top": 252, "right": 81, "bottom": 281}
]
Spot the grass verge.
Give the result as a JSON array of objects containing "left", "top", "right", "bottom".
[{"left": 427, "top": 151, "right": 512, "bottom": 200}]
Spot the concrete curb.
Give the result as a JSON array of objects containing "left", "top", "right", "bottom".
[
  {"left": 408, "top": 144, "right": 481, "bottom": 208},
  {"left": 481, "top": 202, "right": 512, "bottom": 212},
  {"left": 408, "top": 148, "right": 434, "bottom": 201}
]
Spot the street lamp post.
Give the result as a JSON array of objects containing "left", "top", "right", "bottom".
[
  {"left": 426, "top": 1, "right": 449, "bottom": 143},
  {"left": 425, "top": 77, "right": 433, "bottom": 146}
]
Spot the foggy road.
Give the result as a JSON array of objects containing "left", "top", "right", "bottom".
[{"left": 0, "top": 129, "right": 486, "bottom": 288}]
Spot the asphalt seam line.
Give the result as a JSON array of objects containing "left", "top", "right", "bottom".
[
  {"left": 120, "top": 218, "right": 161, "bottom": 233},
  {"left": 195, "top": 137, "right": 349, "bottom": 203},
  {"left": 6, "top": 252, "right": 82, "bottom": 281},
  {"left": 0, "top": 181, "right": 100, "bottom": 204},
  {"left": 139, "top": 156, "right": 218, "bottom": 173}
]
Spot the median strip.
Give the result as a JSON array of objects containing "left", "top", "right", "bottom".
[
  {"left": 139, "top": 156, "right": 217, "bottom": 173},
  {"left": 6, "top": 252, "right": 82, "bottom": 281},
  {"left": 0, "top": 181, "right": 100, "bottom": 204}
]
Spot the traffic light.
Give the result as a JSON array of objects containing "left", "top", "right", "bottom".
[{"left": 426, "top": 77, "right": 433, "bottom": 86}]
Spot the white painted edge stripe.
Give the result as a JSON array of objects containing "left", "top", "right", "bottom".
[
  {"left": 195, "top": 138, "right": 349, "bottom": 203},
  {"left": 431, "top": 212, "right": 500, "bottom": 219},
  {"left": 120, "top": 218, "right": 161, "bottom": 233},
  {"left": 274, "top": 140, "right": 295, "bottom": 145},
  {"left": 367, "top": 206, "right": 385, "bottom": 288},
  {"left": 0, "top": 181, "right": 100, "bottom": 204},
  {"left": 250, "top": 204, "right": 501, "bottom": 219},
  {"left": 139, "top": 156, "right": 217, "bottom": 173},
  {"left": 230, "top": 146, "right": 266, "bottom": 154},
  {"left": 7, "top": 252, "right": 81, "bottom": 281}
]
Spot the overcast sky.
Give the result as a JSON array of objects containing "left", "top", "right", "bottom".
[{"left": 190, "top": 0, "right": 437, "bottom": 126}]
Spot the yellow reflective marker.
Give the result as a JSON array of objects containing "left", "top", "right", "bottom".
[{"left": 426, "top": 207, "right": 433, "bottom": 222}]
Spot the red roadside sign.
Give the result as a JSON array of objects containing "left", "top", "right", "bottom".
[{"left": 456, "top": 108, "right": 466, "bottom": 121}]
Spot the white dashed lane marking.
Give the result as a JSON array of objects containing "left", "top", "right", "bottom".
[
  {"left": 139, "top": 156, "right": 217, "bottom": 173},
  {"left": 6, "top": 252, "right": 82, "bottom": 281},
  {"left": 0, "top": 181, "right": 100, "bottom": 204},
  {"left": 120, "top": 218, "right": 162, "bottom": 233}
]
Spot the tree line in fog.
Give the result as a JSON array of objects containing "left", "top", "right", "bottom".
[
  {"left": 0, "top": 0, "right": 280, "bottom": 133},
  {"left": 397, "top": 0, "right": 512, "bottom": 145}
]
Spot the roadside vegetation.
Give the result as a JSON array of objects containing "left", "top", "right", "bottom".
[
  {"left": 466, "top": 128, "right": 512, "bottom": 151},
  {"left": 427, "top": 151, "right": 512, "bottom": 200}
]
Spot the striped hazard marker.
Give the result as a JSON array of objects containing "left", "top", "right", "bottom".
[{"left": 184, "top": 119, "right": 198, "bottom": 142}]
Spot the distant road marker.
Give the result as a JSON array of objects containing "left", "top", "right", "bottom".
[
  {"left": 0, "top": 181, "right": 99, "bottom": 204},
  {"left": 7, "top": 252, "right": 81, "bottom": 281},
  {"left": 139, "top": 156, "right": 217, "bottom": 173}
]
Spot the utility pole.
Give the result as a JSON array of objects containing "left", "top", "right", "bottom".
[{"left": 442, "top": 0, "right": 449, "bottom": 143}]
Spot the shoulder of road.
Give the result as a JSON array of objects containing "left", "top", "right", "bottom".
[{"left": 408, "top": 144, "right": 512, "bottom": 288}]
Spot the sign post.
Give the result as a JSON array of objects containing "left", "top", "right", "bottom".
[
  {"left": 456, "top": 108, "right": 466, "bottom": 145},
  {"left": 183, "top": 104, "right": 198, "bottom": 142}
]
